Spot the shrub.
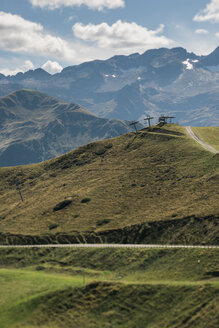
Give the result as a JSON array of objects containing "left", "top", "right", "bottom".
[
  {"left": 105, "top": 143, "right": 113, "bottom": 149},
  {"left": 49, "top": 223, "right": 59, "bottom": 230},
  {"left": 35, "top": 265, "right": 44, "bottom": 271},
  {"left": 53, "top": 199, "right": 72, "bottom": 211},
  {"left": 95, "top": 148, "right": 106, "bottom": 156},
  {"left": 96, "top": 219, "right": 111, "bottom": 226},
  {"left": 81, "top": 198, "right": 91, "bottom": 204}
]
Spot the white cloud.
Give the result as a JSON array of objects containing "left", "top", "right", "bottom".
[
  {"left": 194, "top": 0, "right": 219, "bottom": 23},
  {"left": 29, "top": 0, "right": 125, "bottom": 11},
  {"left": 195, "top": 29, "right": 209, "bottom": 35},
  {"left": 23, "top": 60, "right": 35, "bottom": 71},
  {"left": 42, "top": 60, "right": 63, "bottom": 74},
  {"left": 171, "top": 23, "right": 218, "bottom": 55},
  {"left": 0, "top": 11, "right": 76, "bottom": 62},
  {"left": 0, "top": 60, "right": 34, "bottom": 76},
  {"left": 73, "top": 20, "right": 173, "bottom": 53},
  {"left": 68, "top": 15, "right": 76, "bottom": 21},
  {"left": 0, "top": 12, "right": 175, "bottom": 71},
  {"left": 216, "top": 32, "right": 219, "bottom": 37}
]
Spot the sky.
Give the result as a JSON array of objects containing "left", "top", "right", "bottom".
[{"left": 0, "top": 0, "right": 218, "bottom": 75}]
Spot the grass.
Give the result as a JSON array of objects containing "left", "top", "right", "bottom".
[
  {"left": 0, "top": 247, "right": 218, "bottom": 328},
  {"left": 192, "top": 127, "right": 219, "bottom": 151},
  {"left": 0, "top": 124, "right": 218, "bottom": 243},
  {"left": 0, "top": 269, "right": 87, "bottom": 328},
  {"left": 1, "top": 247, "right": 218, "bottom": 282},
  {"left": 0, "top": 124, "right": 218, "bottom": 327},
  {"left": 18, "top": 282, "right": 218, "bottom": 328}
]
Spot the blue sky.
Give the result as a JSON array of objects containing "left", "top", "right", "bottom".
[{"left": 0, "top": 0, "right": 218, "bottom": 75}]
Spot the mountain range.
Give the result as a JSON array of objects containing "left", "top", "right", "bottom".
[
  {"left": 0, "top": 90, "right": 131, "bottom": 167},
  {"left": 0, "top": 46, "right": 218, "bottom": 126}
]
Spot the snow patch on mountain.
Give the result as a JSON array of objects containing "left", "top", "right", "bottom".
[
  {"left": 104, "top": 73, "right": 117, "bottom": 78},
  {"left": 182, "top": 59, "right": 194, "bottom": 70}
]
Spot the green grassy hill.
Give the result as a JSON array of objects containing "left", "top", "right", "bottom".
[
  {"left": 0, "top": 247, "right": 218, "bottom": 328},
  {"left": 0, "top": 124, "right": 218, "bottom": 245}
]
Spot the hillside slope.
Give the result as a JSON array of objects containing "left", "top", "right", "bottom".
[
  {"left": 0, "top": 247, "right": 218, "bottom": 328},
  {"left": 0, "top": 89, "right": 132, "bottom": 167},
  {"left": 0, "top": 125, "right": 218, "bottom": 245}
]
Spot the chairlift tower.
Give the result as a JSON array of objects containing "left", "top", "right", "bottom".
[
  {"left": 144, "top": 116, "right": 154, "bottom": 128},
  {"left": 129, "top": 121, "right": 139, "bottom": 134},
  {"left": 158, "top": 115, "right": 175, "bottom": 125},
  {"left": 16, "top": 182, "right": 24, "bottom": 202},
  {"left": 166, "top": 116, "right": 175, "bottom": 123}
]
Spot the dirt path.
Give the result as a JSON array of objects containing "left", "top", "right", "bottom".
[{"left": 186, "top": 126, "right": 218, "bottom": 154}]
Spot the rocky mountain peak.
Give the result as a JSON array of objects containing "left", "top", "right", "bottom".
[{"left": 200, "top": 46, "right": 219, "bottom": 67}]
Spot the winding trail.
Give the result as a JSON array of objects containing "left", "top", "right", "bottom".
[
  {"left": 185, "top": 126, "right": 218, "bottom": 154},
  {"left": 0, "top": 244, "right": 218, "bottom": 249}
]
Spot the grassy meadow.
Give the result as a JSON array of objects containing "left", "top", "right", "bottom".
[
  {"left": 0, "top": 125, "right": 218, "bottom": 244},
  {"left": 0, "top": 247, "right": 218, "bottom": 328}
]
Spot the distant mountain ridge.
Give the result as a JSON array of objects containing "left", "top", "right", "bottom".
[
  {"left": 0, "top": 46, "right": 218, "bottom": 126},
  {"left": 0, "top": 89, "right": 132, "bottom": 167}
]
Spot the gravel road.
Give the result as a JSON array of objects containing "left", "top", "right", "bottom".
[
  {"left": 0, "top": 244, "right": 218, "bottom": 249},
  {"left": 186, "top": 126, "right": 218, "bottom": 154}
]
